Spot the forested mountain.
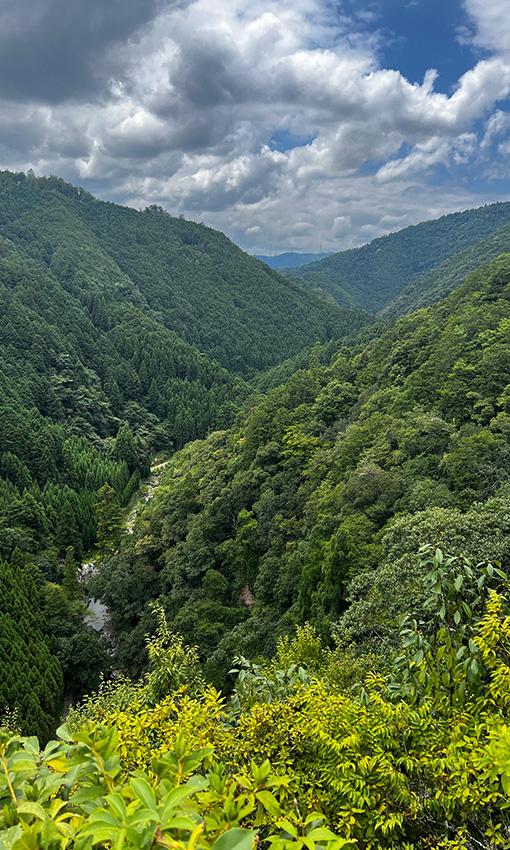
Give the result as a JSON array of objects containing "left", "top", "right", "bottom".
[
  {"left": 0, "top": 170, "right": 373, "bottom": 736},
  {"left": 3, "top": 179, "right": 510, "bottom": 848},
  {"left": 0, "top": 172, "right": 367, "bottom": 376},
  {"left": 0, "top": 169, "right": 372, "bottom": 569},
  {"left": 287, "top": 202, "right": 510, "bottom": 313},
  {"left": 92, "top": 253, "right": 510, "bottom": 687},
  {"left": 254, "top": 251, "right": 330, "bottom": 268},
  {"left": 380, "top": 219, "right": 510, "bottom": 317}
]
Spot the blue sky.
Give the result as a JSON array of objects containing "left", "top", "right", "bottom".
[
  {"left": 378, "top": 0, "right": 476, "bottom": 92},
  {"left": 0, "top": 0, "right": 509, "bottom": 253}
]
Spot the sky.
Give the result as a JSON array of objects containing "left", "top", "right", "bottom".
[{"left": 1, "top": 0, "right": 510, "bottom": 254}]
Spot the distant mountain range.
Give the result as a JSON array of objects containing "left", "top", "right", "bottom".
[
  {"left": 286, "top": 203, "right": 510, "bottom": 315},
  {"left": 254, "top": 251, "right": 330, "bottom": 268}
]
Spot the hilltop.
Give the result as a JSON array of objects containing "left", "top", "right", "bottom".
[
  {"left": 254, "top": 251, "right": 330, "bottom": 268},
  {"left": 287, "top": 202, "right": 510, "bottom": 313}
]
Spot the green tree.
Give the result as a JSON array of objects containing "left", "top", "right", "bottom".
[
  {"left": 112, "top": 422, "right": 139, "bottom": 473},
  {"left": 95, "top": 484, "right": 124, "bottom": 556},
  {"left": 61, "top": 545, "right": 82, "bottom": 603},
  {"left": 55, "top": 499, "right": 81, "bottom": 559}
]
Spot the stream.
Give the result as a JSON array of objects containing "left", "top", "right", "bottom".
[{"left": 83, "top": 458, "right": 172, "bottom": 635}]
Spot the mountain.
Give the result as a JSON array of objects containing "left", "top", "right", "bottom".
[
  {"left": 379, "top": 219, "right": 510, "bottom": 317},
  {"left": 287, "top": 202, "right": 510, "bottom": 313},
  {"left": 93, "top": 253, "right": 510, "bottom": 684},
  {"left": 254, "top": 251, "right": 330, "bottom": 268},
  {"left": 0, "top": 170, "right": 375, "bottom": 561},
  {"left": 3, "top": 182, "right": 510, "bottom": 847},
  {"left": 0, "top": 170, "right": 375, "bottom": 734},
  {"left": 0, "top": 172, "right": 370, "bottom": 377}
]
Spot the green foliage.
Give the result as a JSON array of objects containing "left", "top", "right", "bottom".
[
  {"left": 0, "top": 170, "right": 377, "bottom": 735},
  {"left": 36, "top": 569, "right": 510, "bottom": 850},
  {"left": 289, "top": 201, "right": 510, "bottom": 313},
  {"left": 114, "top": 423, "right": 140, "bottom": 474},
  {"left": 95, "top": 483, "right": 124, "bottom": 556},
  {"left": 90, "top": 254, "right": 510, "bottom": 687},
  {"left": 0, "top": 551, "right": 63, "bottom": 742},
  {"left": 390, "top": 546, "right": 509, "bottom": 707},
  {"left": 381, "top": 219, "right": 510, "bottom": 318},
  {"left": 0, "top": 723, "right": 324, "bottom": 850},
  {"left": 145, "top": 604, "right": 206, "bottom": 704},
  {"left": 61, "top": 546, "right": 82, "bottom": 602}
]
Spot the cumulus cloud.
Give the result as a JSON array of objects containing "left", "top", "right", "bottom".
[
  {"left": 0, "top": 0, "right": 510, "bottom": 252},
  {"left": 0, "top": 0, "right": 179, "bottom": 103},
  {"left": 461, "top": 0, "right": 510, "bottom": 55}
]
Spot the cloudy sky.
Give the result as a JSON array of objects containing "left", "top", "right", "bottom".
[{"left": 1, "top": 0, "right": 510, "bottom": 254}]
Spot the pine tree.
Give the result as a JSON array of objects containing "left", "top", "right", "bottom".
[
  {"left": 113, "top": 423, "right": 139, "bottom": 473},
  {"left": 61, "top": 546, "right": 82, "bottom": 602},
  {"left": 55, "top": 499, "right": 82, "bottom": 558},
  {"left": 95, "top": 483, "right": 124, "bottom": 556}
]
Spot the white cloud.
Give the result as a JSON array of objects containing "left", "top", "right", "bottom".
[
  {"left": 0, "top": 0, "right": 510, "bottom": 253},
  {"left": 462, "top": 0, "right": 510, "bottom": 55}
]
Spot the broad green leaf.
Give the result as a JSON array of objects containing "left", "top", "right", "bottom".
[
  {"left": 306, "top": 828, "right": 338, "bottom": 841},
  {"left": 9, "top": 759, "right": 36, "bottom": 774},
  {"left": 87, "top": 810, "right": 118, "bottom": 827},
  {"left": 16, "top": 802, "right": 46, "bottom": 821},
  {"left": 106, "top": 793, "right": 128, "bottom": 822},
  {"left": 160, "top": 785, "right": 195, "bottom": 812},
  {"left": 22, "top": 739, "right": 40, "bottom": 757},
  {"left": 126, "top": 809, "right": 160, "bottom": 827},
  {"left": 255, "top": 790, "right": 281, "bottom": 816},
  {"left": 161, "top": 815, "right": 197, "bottom": 830},
  {"left": 276, "top": 820, "right": 298, "bottom": 838},
  {"left": 212, "top": 828, "right": 256, "bottom": 850},
  {"left": 11, "top": 827, "right": 39, "bottom": 850},
  {"left": 130, "top": 777, "right": 157, "bottom": 811},
  {"left": 304, "top": 813, "right": 325, "bottom": 826},
  {"left": 0, "top": 826, "right": 22, "bottom": 850},
  {"left": 56, "top": 724, "right": 73, "bottom": 743},
  {"left": 114, "top": 826, "right": 127, "bottom": 849}
]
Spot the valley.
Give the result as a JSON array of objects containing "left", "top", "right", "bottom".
[{"left": 2, "top": 173, "right": 510, "bottom": 849}]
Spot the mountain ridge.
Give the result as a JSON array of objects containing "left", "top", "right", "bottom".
[
  {"left": 0, "top": 171, "right": 371, "bottom": 377},
  {"left": 254, "top": 251, "right": 331, "bottom": 268},
  {"left": 286, "top": 201, "right": 510, "bottom": 313}
]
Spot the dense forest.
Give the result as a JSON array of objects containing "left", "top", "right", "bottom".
[
  {"left": 0, "top": 171, "right": 372, "bottom": 735},
  {"left": 0, "top": 171, "right": 367, "bottom": 376},
  {"left": 90, "top": 254, "right": 510, "bottom": 684},
  {"left": 287, "top": 202, "right": 510, "bottom": 313},
  {"left": 3, "top": 172, "right": 510, "bottom": 849}
]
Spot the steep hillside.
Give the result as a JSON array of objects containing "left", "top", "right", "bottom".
[
  {"left": 93, "top": 254, "right": 510, "bottom": 683},
  {"left": 0, "top": 229, "right": 250, "bottom": 735},
  {"left": 0, "top": 170, "right": 375, "bottom": 734},
  {"left": 287, "top": 202, "right": 510, "bottom": 313},
  {"left": 0, "top": 171, "right": 370, "bottom": 376},
  {"left": 380, "top": 219, "right": 510, "bottom": 317}
]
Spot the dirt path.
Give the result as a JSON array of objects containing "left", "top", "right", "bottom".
[{"left": 150, "top": 459, "right": 172, "bottom": 472}]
